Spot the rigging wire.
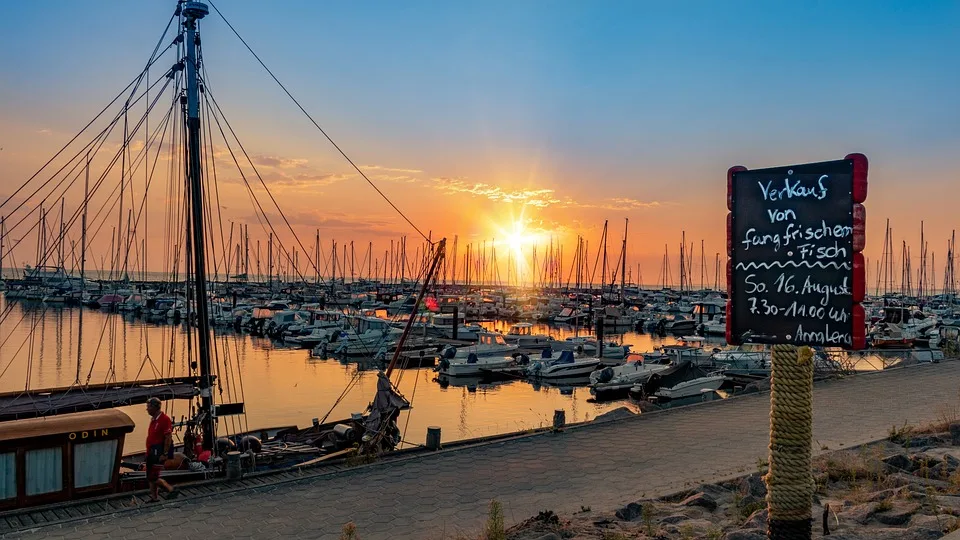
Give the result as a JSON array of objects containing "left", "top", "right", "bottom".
[{"left": 206, "top": 0, "right": 430, "bottom": 244}]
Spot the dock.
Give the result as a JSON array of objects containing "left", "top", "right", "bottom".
[{"left": 6, "top": 360, "right": 960, "bottom": 539}]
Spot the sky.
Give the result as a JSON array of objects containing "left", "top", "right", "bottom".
[{"left": 0, "top": 1, "right": 957, "bottom": 287}]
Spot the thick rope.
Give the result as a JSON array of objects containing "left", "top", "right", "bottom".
[{"left": 766, "top": 344, "right": 814, "bottom": 539}]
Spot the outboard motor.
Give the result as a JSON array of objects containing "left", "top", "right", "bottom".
[
  {"left": 441, "top": 345, "right": 457, "bottom": 359},
  {"left": 541, "top": 347, "right": 552, "bottom": 359},
  {"left": 467, "top": 352, "right": 479, "bottom": 364},
  {"left": 515, "top": 353, "right": 530, "bottom": 365},
  {"left": 437, "top": 357, "right": 451, "bottom": 371},
  {"left": 596, "top": 366, "right": 615, "bottom": 384}
]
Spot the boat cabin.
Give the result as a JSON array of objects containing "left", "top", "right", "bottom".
[
  {"left": 508, "top": 323, "right": 533, "bottom": 337},
  {"left": 478, "top": 333, "right": 508, "bottom": 346},
  {"left": 0, "top": 410, "right": 134, "bottom": 510}
]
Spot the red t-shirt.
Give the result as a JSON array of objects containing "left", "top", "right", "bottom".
[{"left": 147, "top": 412, "right": 173, "bottom": 448}]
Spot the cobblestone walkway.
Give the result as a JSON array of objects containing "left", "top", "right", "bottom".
[{"left": 13, "top": 361, "right": 960, "bottom": 540}]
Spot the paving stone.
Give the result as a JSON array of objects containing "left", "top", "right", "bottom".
[{"left": 6, "top": 362, "right": 960, "bottom": 539}]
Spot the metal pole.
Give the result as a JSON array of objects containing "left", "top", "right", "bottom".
[
  {"left": 766, "top": 344, "right": 814, "bottom": 539},
  {"left": 183, "top": 1, "right": 216, "bottom": 450}
]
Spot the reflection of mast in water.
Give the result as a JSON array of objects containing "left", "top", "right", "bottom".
[
  {"left": 459, "top": 387, "right": 469, "bottom": 437},
  {"left": 66, "top": 308, "right": 74, "bottom": 367},
  {"left": 55, "top": 306, "right": 64, "bottom": 376},
  {"left": 37, "top": 310, "right": 47, "bottom": 386},
  {"left": 107, "top": 318, "right": 116, "bottom": 382},
  {"left": 121, "top": 314, "right": 128, "bottom": 375},
  {"left": 570, "top": 389, "right": 579, "bottom": 423}
]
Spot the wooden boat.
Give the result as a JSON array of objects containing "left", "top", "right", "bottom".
[{"left": 0, "top": 410, "right": 134, "bottom": 510}]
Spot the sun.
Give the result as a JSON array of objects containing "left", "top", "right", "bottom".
[{"left": 505, "top": 221, "right": 530, "bottom": 255}]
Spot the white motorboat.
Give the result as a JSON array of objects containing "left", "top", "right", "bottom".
[
  {"left": 652, "top": 374, "right": 725, "bottom": 400},
  {"left": 664, "top": 316, "right": 697, "bottom": 334},
  {"left": 447, "top": 332, "right": 519, "bottom": 359},
  {"left": 563, "top": 337, "right": 631, "bottom": 363},
  {"left": 436, "top": 353, "right": 519, "bottom": 377},
  {"left": 504, "top": 323, "right": 555, "bottom": 348},
  {"left": 589, "top": 357, "right": 673, "bottom": 398},
  {"left": 700, "top": 316, "right": 726, "bottom": 336},
  {"left": 526, "top": 350, "right": 603, "bottom": 379}
]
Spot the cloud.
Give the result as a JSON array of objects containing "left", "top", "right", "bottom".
[
  {"left": 431, "top": 177, "right": 561, "bottom": 207},
  {"left": 360, "top": 165, "right": 423, "bottom": 174},
  {"left": 255, "top": 210, "right": 403, "bottom": 237},
  {"left": 358, "top": 164, "right": 422, "bottom": 184},
  {"left": 563, "top": 197, "right": 666, "bottom": 211},
  {"left": 250, "top": 154, "right": 308, "bottom": 168}
]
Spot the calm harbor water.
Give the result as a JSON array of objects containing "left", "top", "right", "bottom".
[{"left": 0, "top": 297, "right": 693, "bottom": 453}]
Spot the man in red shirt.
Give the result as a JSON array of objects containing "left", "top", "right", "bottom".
[{"left": 145, "top": 397, "right": 177, "bottom": 502}]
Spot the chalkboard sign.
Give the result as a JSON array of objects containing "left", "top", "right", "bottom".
[{"left": 727, "top": 157, "right": 867, "bottom": 348}]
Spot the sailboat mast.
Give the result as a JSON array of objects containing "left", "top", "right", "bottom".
[
  {"left": 81, "top": 154, "right": 89, "bottom": 285},
  {"left": 183, "top": 1, "right": 215, "bottom": 450},
  {"left": 620, "top": 218, "right": 628, "bottom": 303}
]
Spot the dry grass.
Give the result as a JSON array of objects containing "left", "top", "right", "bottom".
[
  {"left": 483, "top": 500, "right": 505, "bottom": 540},
  {"left": 814, "top": 449, "right": 885, "bottom": 483},
  {"left": 339, "top": 522, "right": 359, "bottom": 540},
  {"left": 914, "top": 400, "right": 960, "bottom": 435}
]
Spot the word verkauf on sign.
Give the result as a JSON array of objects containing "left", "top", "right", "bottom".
[{"left": 726, "top": 155, "right": 868, "bottom": 349}]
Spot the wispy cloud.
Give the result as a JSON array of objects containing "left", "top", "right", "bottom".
[
  {"left": 429, "top": 177, "right": 666, "bottom": 211},
  {"left": 563, "top": 197, "right": 665, "bottom": 211},
  {"left": 359, "top": 164, "right": 422, "bottom": 183},
  {"left": 360, "top": 165, "right": 423, "bottom": 174},
  {"left": 251, "top": 154, "right": 308, "bottom": 169},
  {"left": 255, "top": 210, "right": 403, "bottom": 237},
  {"left": 431, "top": 177, "right": 561, "bottom": 207}
]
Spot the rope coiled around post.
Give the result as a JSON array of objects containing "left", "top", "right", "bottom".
[{"left": 766, "top": 344, "right": 814, "bottom": 539}]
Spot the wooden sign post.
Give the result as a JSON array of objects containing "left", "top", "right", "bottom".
[{"left": 726, "top": 154, "right": 868, "bottom": 539}]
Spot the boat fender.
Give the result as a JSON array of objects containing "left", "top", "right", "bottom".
[{"left": 238, "top": 435, "right": 262, "bottom": 453}]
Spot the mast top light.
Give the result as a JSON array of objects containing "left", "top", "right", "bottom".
[{"left": 183, "top": 2, "right": 209, "bottom": 20}]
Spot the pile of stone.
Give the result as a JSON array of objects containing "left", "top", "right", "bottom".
[{"left": 501, "top": 427, "right": 960, "bottom": 539}]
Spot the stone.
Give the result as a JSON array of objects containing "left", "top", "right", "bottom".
[
  {"left": 532, "top": 534, "right": 561, "bottom": 540},
  {"left": 723, "top": 529, "right": 766, "bottom": 540},
  {"left": 739, "top": 474, "right": 767, "bottom": 499},
  {"left": 874, "top": 502, "right": 919, "bottom": 525},
  {"left": 864, "top": 488, "right": 905, "bottom": 502},
  {"left": 658, "top": 514, "right": 687, "bottom": 524},
  {"left": 840, "top": 502, "right": 879, "bottom": 525},
  {"left": 882, "top": 453, "right": 914, "bottom": 472},
  {"left": 888, "top": 472, "right": 951, "bottom": 490},
  {"left": 742, "top": 508, "right": 767, "bottom": 530},
  {"left": 614, "top": 502, "right": 643, "bottom": 521},
  {"left": 951, "top": 422, "right": 960, "bottom": 445},
  {"left": 944, "top": 453, "right": 960, "bottom": 470},
  {"left": 928, "top": 461, "right": 948, "bottom": 479},
  {"left": 911, "top": 513, "right": 958, "bottom": 532},
  {"left": 936, "top": 495, "right": 960, "bottom": 511},
  {"left": 681, "top": 492, "right": 718, "bottom": 511},
  {"left": 738, "top": 494, "right": 762, "bottom": 509}
]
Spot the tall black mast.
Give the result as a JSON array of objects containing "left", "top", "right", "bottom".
[{"left": 183, "top": 1, "right": 215, "bottom": 450}]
